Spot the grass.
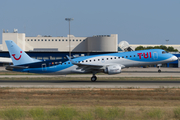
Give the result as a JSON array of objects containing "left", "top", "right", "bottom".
[
  {"left": 48, "top": 107, "right": 78, "bottom": 120},
  {"left": 145, "top": 108, "right": 163, "bottom": 119},
  {"left": 29, "top": 108, "right": 46, "bottom": 119},
  {"left": 0, "top": 88, "right": 180, "bottom": 119},
  {"left": 94, "top": 107, "right": 125, "bottom": 120},
  {"left": 0, "top": 108, "right": 26, "bottom": 120},
  {"left": 174, "top": 107, "right": 180, "bottom": 119},
  {"left": 0, "top": 107, "right": 180, "bottom": 120}
]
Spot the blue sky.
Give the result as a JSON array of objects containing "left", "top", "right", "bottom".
[{"left": 0, "top": 0, "right": 180, "bottom": 44}]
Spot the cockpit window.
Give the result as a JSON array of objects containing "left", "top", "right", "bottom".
[{"left": 162, "top": 51, "right": 168, "bottom": 54}]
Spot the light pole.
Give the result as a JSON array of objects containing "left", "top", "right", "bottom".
[
  {"left": 166, "top": 39, "right": 169, "bottom": 44},
  {"left": 65, "top": 18, "right": 74, "bottom": 57}
]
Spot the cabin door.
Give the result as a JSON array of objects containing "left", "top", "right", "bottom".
[
  {"left": 42, "top": 63, "right": 47, "bottom": 71},
  {"left": 153, "top": 52, "right": 158, "bottom": 60}
]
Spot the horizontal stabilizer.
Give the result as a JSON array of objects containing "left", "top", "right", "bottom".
[
  {"left": 6, "top": 65, "right": 28, "bottom": 71},
  {"left": 0, "top": 57, "right": 12, "bottom": 63}
]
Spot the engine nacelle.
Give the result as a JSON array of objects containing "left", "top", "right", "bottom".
[{"left": 104, "top": 65, "right": 121, "bottom": 75}]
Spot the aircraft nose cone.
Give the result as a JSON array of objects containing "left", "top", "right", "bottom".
[{"left": 171, "top": 56, "right": 178, "bottom": 61}]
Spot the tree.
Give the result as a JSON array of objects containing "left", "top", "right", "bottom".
[
  {"left": 135, "top": 45, "right": 178, "bottom": 52},
  {"left": 153, "top": 46, "right": 161, "bottom": 49},
  {"left": 135, "top": 46, "right": 144, "bottom": 51},
  {"left": 167, "top": 46, "right": 178, "bottom": 52},
  {"left": 159, "top": 45, "right": 167, "bottom": 51},
  {"left": 146, "top": 46, "right": 154, "bottom": 49}
]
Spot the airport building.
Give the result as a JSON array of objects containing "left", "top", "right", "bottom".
[
  {"left": 0, "top": 29, "right": 180, "bottom": 67},
  {"left": 0, "top": 30, "right": 118, "bottom": 61},
  {"left": 2, "top": 33, "right": 118, "bottom": 52}
]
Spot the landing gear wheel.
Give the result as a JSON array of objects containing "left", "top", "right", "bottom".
[
  {"left": 158, "top": 69, "right": 161, "bottom": 73},
  {"left": 91, "top": 76, "right": 97, "bottom": 82}
]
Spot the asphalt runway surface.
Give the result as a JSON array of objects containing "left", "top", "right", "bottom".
[
  {"left": 1, "top": 80, "right": 180, "bottom": 88},
  {"left": 0, "top": 67, "right": 180, "bottom": 88}
]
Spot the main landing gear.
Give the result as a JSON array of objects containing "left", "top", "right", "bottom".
[{"left": 91, "top": 73, "right": 97, "bottom": 82}]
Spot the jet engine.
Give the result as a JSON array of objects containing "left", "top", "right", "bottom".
[{"left": 104, "top": 65, "right": 121, "bottom": 75}]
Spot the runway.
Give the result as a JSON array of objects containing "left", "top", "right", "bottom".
[
  {"left": 0, "top": 67, "right": 180, "bottom": 78},
  {"left": 0, "top": 72, "right": 180, "bottom": 78},
  {"left": 0, "top": 67, "right": 180, "bottom": 88},
  {"left": 1, "top": 80, "right": 180, "bottom": 88}
]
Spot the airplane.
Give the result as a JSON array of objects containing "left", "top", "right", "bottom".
[{"left": 5, "top": 40, "right": 178, "bottom": 82}]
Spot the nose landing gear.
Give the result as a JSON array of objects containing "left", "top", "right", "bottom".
[
  {"left": 158, "top": 69, "right": 161, "bottom": 73},
  {"left": 157, "top": 64, "right": 162, "bottom": 73}
]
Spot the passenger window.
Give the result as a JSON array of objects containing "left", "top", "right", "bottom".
[
  {"left": 86, "top": 60, "right": 88, "bottom": 62},
  {"left": 122, "top": 56, "right": 124, "bottom": 58},
  {"left": 118, "top": 57, "right": 120, "bottom": 59},
  {"left": 107, "top": 58, "right": 108, "bottom": 60},
  {"left": 114, "top": 57, "right": 116, "bottom": 59}
]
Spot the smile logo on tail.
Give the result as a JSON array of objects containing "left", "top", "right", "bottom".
[{"left": 12, "top": 51, "right": 22, "bottom": 60}]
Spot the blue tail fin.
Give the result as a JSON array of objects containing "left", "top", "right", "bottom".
[{"left": 5, "top": 40, "right": 40, "bottom": 66}]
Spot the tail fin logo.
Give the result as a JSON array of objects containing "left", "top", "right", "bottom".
[{"left": 12, "top": 51, "right": 22, "bottom": 60}]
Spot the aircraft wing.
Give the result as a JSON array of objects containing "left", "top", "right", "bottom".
[
  {"left": 66, "top": 55, "right": 105, "bottom": 71},
  {"left": 66, "top": 55, "right": 125, "bottom": 72},
  {"left": 74, "top": 63, "right": 104, "bottom": 71}
]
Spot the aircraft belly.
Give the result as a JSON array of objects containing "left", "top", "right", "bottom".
[
  {"left": 118, "top": 58, "right": 172, "bottom": 67},
  {"left": 56, "top": 65, "right": 85, "bottom": 74}
]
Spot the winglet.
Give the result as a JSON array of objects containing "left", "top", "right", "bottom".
[{"left": 66, "top": 55, "right": 77, "bottom": 64}]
